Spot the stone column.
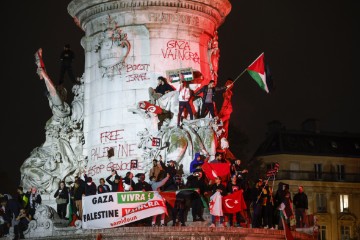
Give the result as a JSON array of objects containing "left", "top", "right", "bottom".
[{"left": 68, "top": 0, "right": 231, "bottom": 181}]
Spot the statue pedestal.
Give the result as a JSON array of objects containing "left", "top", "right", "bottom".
[{"left": 41, "top": 194, "right": 57, "bottom": 211}]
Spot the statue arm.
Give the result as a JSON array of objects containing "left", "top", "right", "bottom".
[{"left": 35, "top": 49, "right": 63, "bottom": 107}]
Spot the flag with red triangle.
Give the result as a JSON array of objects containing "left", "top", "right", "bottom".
[
  {"left": 247, "top": 52, "right": 272, "bottom": 93},
  {"left": 159, "top": 188, "right": 200, "bottom": 208}
]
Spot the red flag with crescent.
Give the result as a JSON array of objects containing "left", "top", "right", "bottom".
[
  {"left": 222, "top": 190, "right": 247, "bottom": 214},
  {"left": 201, "top": 162, "right": 230, "bottom": 181},
  {"left": 138, "top": 101, "right": 163, "bottom": 115}
]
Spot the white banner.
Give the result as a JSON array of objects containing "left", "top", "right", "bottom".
[{"left": 82, "top": 191, "right": 167, "bottom": 229}]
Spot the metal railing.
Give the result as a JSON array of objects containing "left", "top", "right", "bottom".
[{"left": 275, "top": 170, "right": 360, "bottom": 182}]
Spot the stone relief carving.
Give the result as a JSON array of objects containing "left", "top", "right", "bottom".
[
  {"left": 129, "top": 90, "right": 227, "bottom": 176},
  {"left": 20, "top": 49, "right": 86, "bottom": 194},
  {"left": 95, "top": 15, "right": 131, "bottom": 78},
  {"left": 208, "top": 30, "right": 220, "bottom": 84}
]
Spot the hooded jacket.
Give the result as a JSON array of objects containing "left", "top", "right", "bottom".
[{"left": 190, "top": 152, "right": 204, "bottom": 173}]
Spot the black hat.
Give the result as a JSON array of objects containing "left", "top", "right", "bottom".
[
  {"left": 135, "top": 173, "right": 145, "bottom": 178},
  {"left": 168, "top": 160, "right": 176, "bottom": 163},
  {"left": 87, "top": 177, "right": 93, "bottom": 183},
  {"left": 193, "top": 169, "right": 202, "bottom": 173}
]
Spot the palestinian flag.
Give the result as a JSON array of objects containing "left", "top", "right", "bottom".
[
  {"left": 247, "top": 52, "right": 272, "bottom": 93},
  {"left": 159, "top": 188, "right": 200, "bottom": 208}
]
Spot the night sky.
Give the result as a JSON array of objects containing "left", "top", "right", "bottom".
[{"left": 1, "top": 1, "right": 359, "bottom": 194}]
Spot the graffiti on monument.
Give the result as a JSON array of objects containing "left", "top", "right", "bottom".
[
  {"left": 148, "top": 12, "right": 200, "bottom": 26},
  {"left": 86, "top": 160, "right": 144, "bottom": 177},
  {"left": 91, "top": 143, "right": 137, "bottom": 161},
  {"left": 95, "top": 15, "right": 131, "bottom": 77},
  {"left": 161, "top": 40, "right": 200, "bottom": 64},
  {"left": 125, "top": 63, "right": 151, "bottom": 82}
]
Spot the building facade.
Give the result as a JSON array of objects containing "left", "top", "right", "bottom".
[{"left": 254, "top": 119, "right": 360, "bottom": 240}]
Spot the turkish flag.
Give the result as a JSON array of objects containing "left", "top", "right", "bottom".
[
  {"left": 222, "top": 190, "right": 247, "bottom": 214},
  {"left": 201, "top": 162, "right": 230, "bottom": 180}
]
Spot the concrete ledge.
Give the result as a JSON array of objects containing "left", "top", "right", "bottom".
[{"left": 20, "top": 226, "right": 314, "bottom": 240}]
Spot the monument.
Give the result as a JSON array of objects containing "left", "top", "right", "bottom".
[{"left": 21, "top": 0, "right": 232, "bottom": 195}]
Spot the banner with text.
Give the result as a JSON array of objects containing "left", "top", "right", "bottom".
[{"left": 82, "top": 191, "right": 167, "bottom": 229}]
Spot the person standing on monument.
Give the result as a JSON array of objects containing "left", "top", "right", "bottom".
[
  {"left": 293, "top": 186, "right": 308, "bottom": 228},
  {"left": 54, "top": 181, "right": 69, "bottom": 219},
  {"left": 177, "top": 80, "right": 194, "bottom": 127},
  {"left": 195, "top": 80, "right": 232, "bottom": 118},
  {"left": 59, "top": 44, "right": 78, "bottom": 86}
]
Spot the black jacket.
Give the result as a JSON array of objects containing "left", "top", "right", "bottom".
[
  {"left": 195, "top": 85, "right": 227, "bottom": 103},
  {"left": 155, "top": 83, "right": 174, "bottom": 95},
  {"left": 60, "top": 49, "right": 75, "bottom": 65},
  {"left": 293, "top": 192, "right": 308, "bottom": 209},
  {"left": 134, "top": 181, "right": 152, "bottom": 191},
  {"left": 54, "top": 187, "right": 69, "bottom": 205},
  {"left": 106, "top": 175, "right": 122, "bottom": 192}
]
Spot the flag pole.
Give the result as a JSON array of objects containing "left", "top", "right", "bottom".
[
  {"left": 232, "top": 68, "right": 247, "bottom": 85},
  {"left": 231, "top": 52, "right": 264, "bottom": 85}
]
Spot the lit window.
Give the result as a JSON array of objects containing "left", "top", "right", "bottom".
[{"left": 340, "top": 194, "right": 349, "bottom": 212}]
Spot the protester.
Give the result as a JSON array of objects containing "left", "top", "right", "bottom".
[
  {"left": 123, "top": 172, "right": 135, "bottom": 191},
  {"left": 16, "top": 187, "right": 28, "bottom": 210},
  {"left": 54, "top": 181, "right": 69, "bottom": 219},
  {"left": 149, "top": 159, "right": 163, "bottom": 181},
  {"left": 134, "top": 173, "right": 152, "bottom": 192},
  {"left": 186, "top": 170, "right": 207, "bottom": 222},
  {"left": 195, "top": 80, "right": 231, "bottom": 118},
  {"left": 148, "top": 76, "right": 174, "bottom": 104},
  {"left": 209, "top": 176, "right": 227, "bottom": 227},
  {"left": 190, "top": 152, "right": 205, "bottom": 173},
  {"left": 149, "top": 173, "right": 170, "bottom": 227},
  {"left": 177, "top": 80, "right": 194, "bottom": 127},
  {"left": 250, "top": 179, "right": 265, "bottom": 228},
  {"left": 72, "top": 178, "right": 85, "bottom": 220},
  {"left": 84, "top": 177, "right": 97, "bottom": 196},
  {"left": 97, "top": 178, "right": 111, "bottom": 194},
  {"left": 13, "top": 208, "right": 30, "bottom": 240},
  {"left": 226, "top": 174, "right": 247, "bottom": 227},
  {"left": 106, "top": 170, "right": 123, "bottom": 192},
  {"left": 293, "top": 185, "right": 308, "bottom": 228},
  {"left": 26, "top": 187, "right": 41, "bottom": 220},
  {"left": 0, "top": 197, "right": 12, "bottom": 237},
  {"left": 59, "top": 44, "right": 78, "bottom": 86},
  {"left": 278, "top": 190, "right": 294, "bottom": 230}
]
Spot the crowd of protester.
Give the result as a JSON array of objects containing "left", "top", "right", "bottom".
[{"left": 0, "top": 151, "right": 309, "bottom": 239}]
